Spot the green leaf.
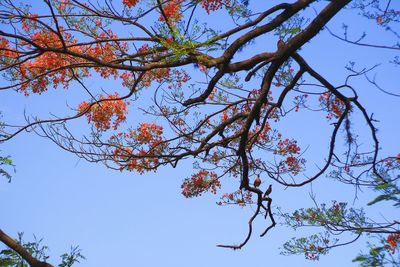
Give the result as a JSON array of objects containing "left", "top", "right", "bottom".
[
  {"left": 367, "top": 195, "right": 392, "bottom": 206},
  {"left": 352, "top": 255, "right": 366, "bottom": 262},
  {"left": 375, "top": 183, "right": 391, "bottom": 189}
]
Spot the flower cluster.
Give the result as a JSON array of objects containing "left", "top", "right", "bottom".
[
  {"left": 159, "top": 0, "right": 182, "bottom": 22},
  {"left": 200, "top": 0, "right": 230, "bottom": 14},
  {"left": 119, "top": 71, "right": 134, "bottom": 88},
  {"left": 274, "top": 138, "right": 305, "bottom": 175},
  {"left": 0, "top": 38, "right": 17, "bottom": 59},
  {"left": 281, "top": 233, "right": 335, "bottom": 261},
  {"left": 304, "top": 244, "right": 326, "bottom": 261},
  {"left": 111, "top": 123, "right": 166, "bottom": 173},
  {"left": 88, "top": 30, "right": 127, "bottom": 79},
  {"left": 21, "top": 13, "right": 39, "bottom": 32},
  {"left": 112, "top": 147, "right": 162, "bottom": 174},
  {"left": 167, "top": 70, "right": 190, "bottom": 89},
  {"left": 142, "top": 69, "right": 171, "bottom": 87},
  {"left": 78, "top": 93, "right": 128, "bottom": 131},
  {"left": 12, "top": 21, "right": 127, "bottom": 95},
  {"left": 384, "top": 154, "right": 400, "bottom": 168},
  {"left": 57, "top": 0, "right": 71, "bottom": 12},
  {"left": 318, "top": 92, "right": 346, "bottom": 120},
  {"left": 253, "top": 122, "right": 272, "bottom": 143},
  {"left": 282, "top": 156, "right": 306, "bottom": 175},
  {"left": 217, "top": 190, "right": 253, "bottom": 206},
  {"left": 122, "top": 0, "right": 232, "bottom": 15},
  {"left": 181, "top": 170, "right": 221, "bottom": 198},
  {"left": 122, "top": 0, "right": 139, "bottom": 8},
  {"left": 17, "top": 29, "right": 89, "bottom": 94},
  {"left": 293, "top": 93, "right": 308, "bottom": 112},
  {"left": 132, "top": 123, "right": 164, "bottom": 146},
  {"left": 386, "top": 232, "right": 400, "bottom": 254},
  {"left": 275, "top": 138, "right": 301, "bottom": 155}
]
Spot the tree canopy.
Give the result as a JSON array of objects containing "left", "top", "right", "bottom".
[{"left": 0, "top": 0, "right": 399, "bottom": 266}]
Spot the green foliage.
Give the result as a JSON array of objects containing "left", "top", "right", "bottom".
[
  {"left": 280, "top": 201, "right": 369, "bottom": 230},
  {"left": 0, "top": 233, "right": 84, "bottom": 267},
  {"left": 353, "top": 236, "right": 400, "bottom": 267},
  {"left": 0, "top": 233, "right": 49, "bottom": 267},
  {"left": 279, "top": 202, "right": 372, "bottom": 261},
  {"left": 280, "top": 192, "right": 400, "bottom": 265},
  {"left": 368, "top": 181, "right": 400, "bottom": 207},
  {"left": 353, "top": 177, "right": 400, "bottom": 266},
  {"left": 281, "top": 232, "right": 337, "bottom": 260},
  {"left": 0, "top": 155, "right": 13, "bottom": 182},
  {"left": 274, "top": 14, "right": 306, "bottom": 43},
  {"left": 0, "top": 113, "right": 13, "bottom": 182},
  {"left": 58, "top": 247, "right": 85, "bottom": 267}
]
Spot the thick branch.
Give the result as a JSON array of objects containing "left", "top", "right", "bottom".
[{"left": 0, "top": 229, "right": 53, "bottom": 267}]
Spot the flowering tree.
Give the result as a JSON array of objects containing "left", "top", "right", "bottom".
[{"left": 0, "top": 0, "right": 399, "bottom": 266}]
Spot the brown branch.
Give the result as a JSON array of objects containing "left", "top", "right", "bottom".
[
  {"left": 326, "top": 27, "right": 400, "bottom": 51},
  {"left": 260, "top": 197, "right": 276, "bottom": 237},
  {"left": 217, "top": 201, "right": 261, "bottom": 250},
  {"left": 0, "top": 229, "right": 53, "bottom": 267},
  {"left": 0, "top": 73, "right": 145, "bottom": 142}
]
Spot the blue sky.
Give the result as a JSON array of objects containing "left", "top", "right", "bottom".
[{"left": 1, "top": 1, "right": 399, "bottom": 266}]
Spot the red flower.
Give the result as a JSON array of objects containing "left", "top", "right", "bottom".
[
  {"left": 181, "top": 170, "right": 221, "bottom": 198},
  {"left": 123, "top": 0, "right": 139, "bottom": 8},
  {"left": 78, "top": 93, "right": 128, "bottom": 131},
  {"left": 159, "top": 0, "right": 182, "bottom": 22},
  {"left": 386, "top": 232, "right": 400, "bottom": 253}
]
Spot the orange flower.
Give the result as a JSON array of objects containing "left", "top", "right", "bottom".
[
  {"left": 200, "top": 0, "right": 231, "bottom": 14},
  {"left": 159, "top": 0, "right": 182, "bottom": 22},
  {"left": 122, "top": 0, "right": 139, "bottom": 8},
  {"left": 78, "top": 93, "right": 128, "bottom": 131},
  {"left": 386, "top": 233, "right": 400, "bottom": 253}
]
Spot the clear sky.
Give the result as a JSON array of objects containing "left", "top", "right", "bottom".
[{"left": 1, "top": 1, "right": 399, "bottom": 266}]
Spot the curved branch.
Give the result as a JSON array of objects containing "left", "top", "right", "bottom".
[
  {"left": 0, "top": 229, "right": 53, "bottom": 267},
  {"left": 217, "top": 201, "right": 261, "bottom": 250}
]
